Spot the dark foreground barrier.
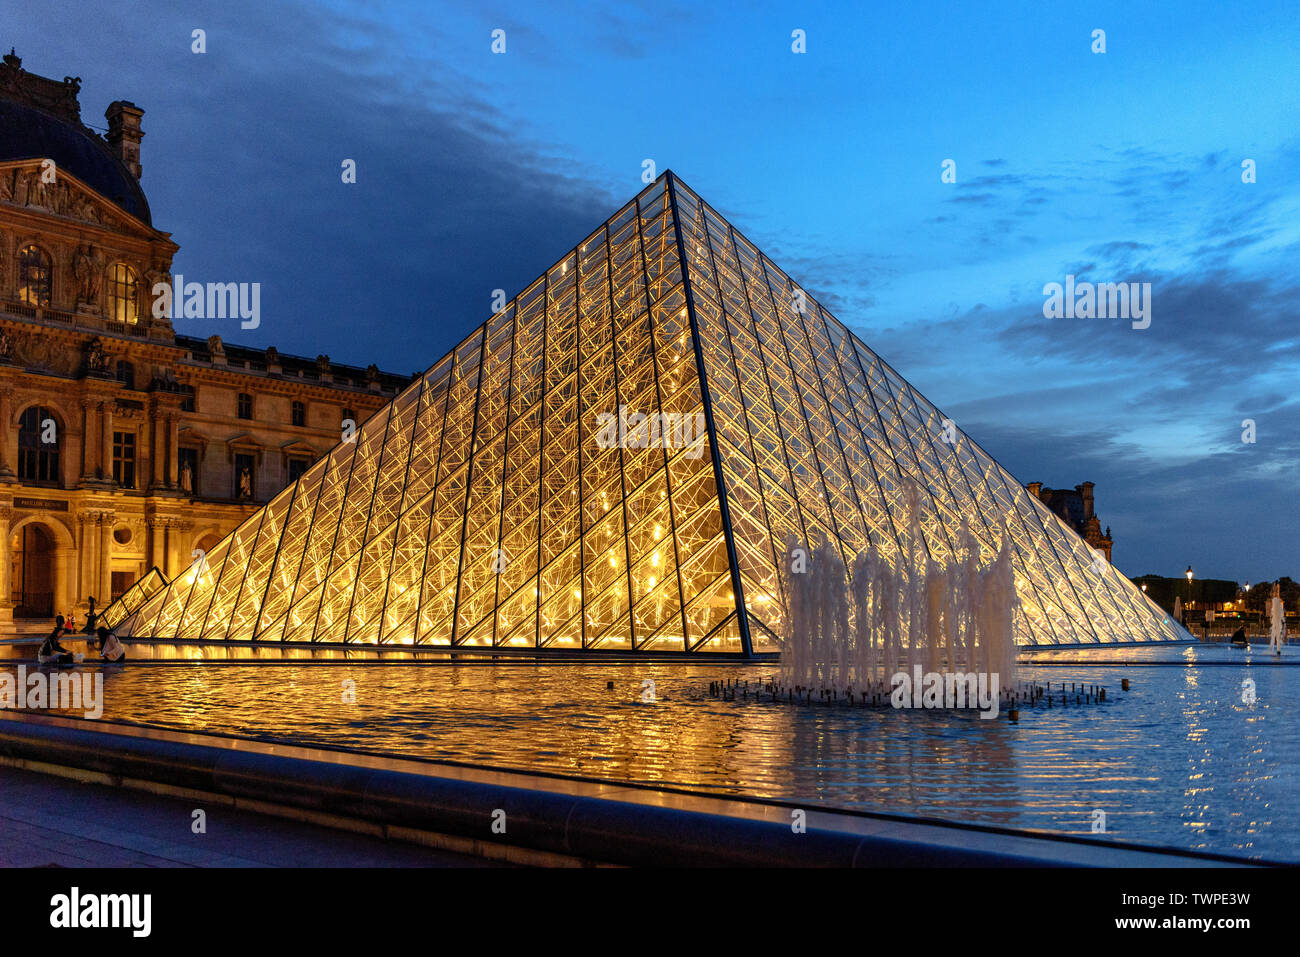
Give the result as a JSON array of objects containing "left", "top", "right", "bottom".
[{"left": 0, "top": 713, "right": 1265, "bottom": 868}]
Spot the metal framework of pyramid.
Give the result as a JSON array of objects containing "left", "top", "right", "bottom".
[{"left": 117, "top": 172, "right": 1188, "bottom": 654}]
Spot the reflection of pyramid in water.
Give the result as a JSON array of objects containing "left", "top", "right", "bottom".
[{"left": 120, "top": 173, "right": 1188, "bottom": 654}]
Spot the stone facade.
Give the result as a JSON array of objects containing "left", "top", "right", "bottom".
[
  {"left": 1025, "top": 480, "right": 1113, "bottom": 562},
  {"left": 0, "top": 52, "right": 407, "bottom": 625}
]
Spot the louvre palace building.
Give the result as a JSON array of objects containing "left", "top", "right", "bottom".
[{"left": 0, "top": 50, "right": 407, "bottom": 625}]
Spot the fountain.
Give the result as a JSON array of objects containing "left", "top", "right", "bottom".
[
  {"left": 777, "top": 486, "right": 1019, "bottom": 694},
  {"left": 1269, "top": 583, "right": 1286, "bottom": 656}
]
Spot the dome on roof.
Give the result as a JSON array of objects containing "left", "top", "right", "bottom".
[{"left": 0, "top": 92, "right": 151, "bottom": 224}]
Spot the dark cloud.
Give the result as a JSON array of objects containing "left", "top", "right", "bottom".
[{"left": 9, "top": 0, "right": 623, "bottom": 373}]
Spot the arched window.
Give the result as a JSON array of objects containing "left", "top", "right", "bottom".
[
  {"left": 18, "top": 406, "right": 60, "bottom": 484},
  {"left": 115, "top": 360, "right": 135, "bottom": 389},
  {"left": 18, "top": 245, "right": 52, "bottom": 307},
  {"left": 291, "top": 401, "right": 305, "bottom": 427},
  {"left": 108, "top": 263, "right": 139, "bottom": 324}
]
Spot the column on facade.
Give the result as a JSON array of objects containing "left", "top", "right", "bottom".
[
  {"left": 149, "top": 517, "right": 165, "bottom": 572},
  {"left": 149, "top": 404, "right": 163, "bottom": 489},
  {"left": 98, "top": 511, "right": 113, "bottom": 605},
  {"left": 100, "top": 402, "right": 114, "bottom": 483},
  {"left": 77, "top": 512, "right": 95, "bottom": 604},
  {"left": 167, "top": 412, "right": 180, "bottom": 488},
  {"left": 55, "top": 543, "right": 76, "bottom": 621},
  {"left": 0, "top": 388, "right": 13, "bottom": 480},
  {"left": 0, "top": 507, "right": 13, "bottom": 623},
  {"left": 80, "top": 400, "right": 98, "bottom": 481}
]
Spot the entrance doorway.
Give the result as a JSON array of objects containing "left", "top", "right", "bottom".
[
  {"left": 11, "top": 523, "right": 55, "bottom": 618},
  {"left": 111, "top": 570, "right": 136, "bottom": 602}
]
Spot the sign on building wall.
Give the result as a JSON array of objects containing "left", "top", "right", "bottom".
[{"left": 13, "top": 497, "right": 69, "bottom": 512}]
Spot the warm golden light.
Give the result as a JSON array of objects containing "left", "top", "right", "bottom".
[{"left": 113, "top": 176, "right": 1182, "bottom": 654}]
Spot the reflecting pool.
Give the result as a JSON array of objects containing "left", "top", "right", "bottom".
[{"left": 3, "top": 642, "right": 1296, "bottom": 861}]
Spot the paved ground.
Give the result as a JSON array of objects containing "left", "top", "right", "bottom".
[{"left": 0, "top": 766, "right": 502, "bottom": 867}]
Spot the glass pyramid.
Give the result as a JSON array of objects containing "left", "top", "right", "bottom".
[{"left": 118, "top": 172, "right": 1188, "bottom": 654}]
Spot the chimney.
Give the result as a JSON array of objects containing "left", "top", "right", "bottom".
[
  {"left": 106, "top": 100, "right": 144, "bottom": 179},
  {"left": 1078, "top": 482, "right": 1095, "bottom": 520},
  {"left": 1026, "top": 482, "right": 1042, "bottom": 500}
]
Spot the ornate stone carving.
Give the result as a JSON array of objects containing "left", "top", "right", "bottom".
[
  {"left": 13, "top": 332, "right": 76, "bottom": 375},
  {"left": 73, "top": 244, "right": 105, "bottom": 310},
  {"left": 0, "top": 50, "right": 85, "bottom": 126},
  {"left": 85, "top": 337, "right": 111, "bottom": 375}
]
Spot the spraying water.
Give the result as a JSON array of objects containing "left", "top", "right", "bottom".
[{"left": 778, "top": 486, "right": 1019, "bottom": 690}]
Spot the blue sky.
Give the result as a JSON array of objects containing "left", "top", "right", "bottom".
[{"left": 9, "top": 0, "right": 1298, "bottom": 581}]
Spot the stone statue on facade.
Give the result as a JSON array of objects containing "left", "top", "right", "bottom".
[
  {"left": 85, "top": 337, "right": 110, "bottom": 375},
  {"left": 180, "top": 459, "right": 194, "bottom": 494},
  {"left": 238, "top": 466, "right": 252, "bottom": 499},
  {"left": 73, "top": 244, "right": 104, "bottom": 309}
]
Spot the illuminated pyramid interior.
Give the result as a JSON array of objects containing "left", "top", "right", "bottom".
[{"left": 116, "top": 172, "right": 1187, "bottom": 653}]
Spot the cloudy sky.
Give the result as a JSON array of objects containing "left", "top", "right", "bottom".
[{"left": 9, "top": 0, "right": 1297, "bottom": 582}]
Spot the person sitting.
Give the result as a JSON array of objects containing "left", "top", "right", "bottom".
[
  {"left": 1231, "top": 625, "right": 1248, "bottom": 645},
  {"left": 82, "top": 596, "right": 99, "bottom": 635},
  {"left": 96, "top": 627, "right": 126, "bottom": 663},
  {"left": 38, "top": 616, "right": 75, "bottom": 666}
]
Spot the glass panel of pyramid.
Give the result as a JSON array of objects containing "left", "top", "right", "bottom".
[{"left": 118, "top": 172, "right": 1189, "bottom": 653}]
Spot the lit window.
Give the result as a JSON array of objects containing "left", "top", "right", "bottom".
[
  {"left": 113, "top": 431, "right": 137, "bottom": 489},
  {"left": 108, "top": 263, "right": 139, "bottom": 324},
  {"left": 18, "top": 245, "right": 52, "bottom": 307},
  {"left": 18, "top": 406, "right": 59, "bottom": 483}
]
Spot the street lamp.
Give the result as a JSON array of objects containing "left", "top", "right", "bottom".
[{"left": 1185, "top": 566, "right": 1194, "bottom": 626}]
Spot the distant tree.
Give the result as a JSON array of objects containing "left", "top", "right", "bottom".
[{"left": 1243, "top": 577, "right": 1300, "bottom": 614}]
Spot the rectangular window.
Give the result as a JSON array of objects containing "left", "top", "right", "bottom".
[
  {"left": 179, "top": 385, "right": 196, "bottom": 413},
  {"left": 234, "top": 453, "right": 256, "bottom": 499},
  {"left": 288, "top": 457, "right": 310, "bottom": 483},
  {"left": 237, "top": 393, "right": 253, "bottom": 419},
  {"left": 112, "top": 431, "right": 136, "bottom": 489},
  {"left": 292, "top": 401, "right": 306, "bottom": 427}
]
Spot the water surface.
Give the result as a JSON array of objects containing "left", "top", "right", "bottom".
[{"left": 3, "top": 642, "right": 1295, "bottom": 861}]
